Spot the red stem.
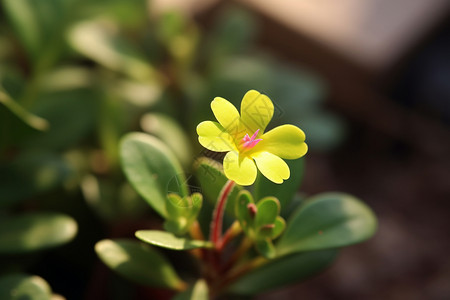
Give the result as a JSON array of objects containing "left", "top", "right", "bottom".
[
  {"left": 210, "top": 180, "right": 235, "bottom": 249},
  {"left": 218, "top": 221, "right": 241, "bottom": 251}
]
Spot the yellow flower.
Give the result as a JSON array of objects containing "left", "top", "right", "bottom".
[{"left": 197, "top": 90, "right": 308, "bottom": 186}]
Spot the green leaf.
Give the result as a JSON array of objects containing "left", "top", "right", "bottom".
[
  {"left": 120, "top": 132, "right": 188, "bottom": 218},
  {"left": 258, "top": 216, "right": 286, "bottom": 240},
  {"left": 141, "top": 113, "right": 193, "bottom": 168},
  {"left": 0, "top": 212, "right": 77, "bottom": 254},
  {"left": 40, "top": 66, "right": 94, "bottom": 92},
  {"left": 95, "top": 239, "right": 186, "bottom": 290},
  {"left": 0, "top": 152, "right": 72, "bottom": 208},
  {"left": 111, "top": 78, "right": 162, "bottom": 107},
  {"left": 68, "top": 18, "right": 157, "bottom": 81},
  {"left": 0, "top": 88, "right": 49, "bottom": 131},
  {"left": 253, "top": 158, "right": 304, "bottom": 208},
  {"left": 164, "top": 193, "right": 203, "bottom": 235},
  {"left": 0, "top": 273, "right": 52, "bottom": 300},
  {"left": 254, "top": 197, "right": 279, "bottom": 229},
  {"left": 165, "top": 193, "right": 202, "bottom": 220},
  {"left": 188, "top": 193, "right": 203, "bottom": 219},
  {"left": 255, "top": 239, "right": 275, "bottom": 259},
  {"left": 270, "top": 216, "right": 286, "bottom": 240},
  {"left": 81, "top": 0, "right": 148, "bottom": 29},
  {"left": 2, "top": 0, "right": 72, "bottom": 69},
  {"left": 193, "top": 157, "right": 242, "bottom": 215},
  {"left": 135, "top": 230, "right": 213, "bottom": 251},
  {"left": 166, "top": 194, "right": 187, "bottom": 219},
  {"left": 276, "top": 193, "right": 377, "bottom": 256},
  {"left": 22, "top": 88, "right": 98, "bottom": 150},
  {"left": 173, "top": 279, "right": 209, "bottom": 300},
  {"left": 234, "top": 190, "right": 254, "bottom": 237},
  {"left": 227, "top": 250, "right": 337, "bottom": 295},
  {"left": 163, "top": 220, "right": 184, "bottom": 236}
]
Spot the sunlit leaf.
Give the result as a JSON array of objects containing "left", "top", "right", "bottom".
[
  {"left": 0, "top": 273, "right": 52, "bottom": 300},
  {"left": 120, "top": 132, "right": 188, "bottom": 218},
  {"left": 41, "top": 66, "right": 94, "bottom": 92},
  {"left": 0, "top": 212, "right": 77, "bottom": 254},
  {"left": 173, "top": 279, "right": 208, "bottom": 300},
  {"left": 50, "top": 294, "right": 66, "bottom": 300},
  {"left": 68, "top": 18, "right": 157, "bottom": 81},
  {"left": 164, "top": 193, "right": 203, "bottom": 235},
  {"left": 95, "top": 239, "right": 186, "bottom": 290},
  {"left": 135, "top": 230, "right": 213, "bottom": 251},
  {"left": 114, "top": 79, "right": 161, "bottom": 107},
  {"left": 141, "top": 113, "right": 193, "bottom": 168}
]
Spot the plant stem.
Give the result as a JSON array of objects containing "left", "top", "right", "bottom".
[
  {"left": 219, "top": 220, "right": 242, "bottom": 251},
  {"left": 210, "top": 180, "right": 235, "bottom": 249},
  {"left": 189, "top": 221, "right": 206, "bottom": 260},
  {"left": 189, "top": 221, "right": 205, "bottom": 241}
]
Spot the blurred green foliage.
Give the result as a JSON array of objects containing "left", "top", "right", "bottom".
[{"left": 0, "top": 0, "right": 350, "bottom": 298}]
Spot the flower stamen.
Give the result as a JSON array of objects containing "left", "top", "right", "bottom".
[{"left": 241, "top": 129, "right": 262, "bottom": 149}]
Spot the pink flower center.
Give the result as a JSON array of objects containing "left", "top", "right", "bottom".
[{"left": 241, "top": 129, "right": 262, "bottom": 149}]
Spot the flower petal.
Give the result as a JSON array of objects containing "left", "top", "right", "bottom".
[
  {"left": 240, "top": 90, "right": 274, "bottom": 135},
  {"left": 252, "top": 151, "right": 290, "bottom": 184},
  {"left": 211, "top": 97, "right": 240, "bottom": 137},
  {"left": 223, "top": 151, "right": 257, "bottom": 186},
  {"left": 258, "top": 124, "right": 308, "bottom": 159},
  {"left": 197, "top": 121, "right": 237, "bottom": 152}
]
